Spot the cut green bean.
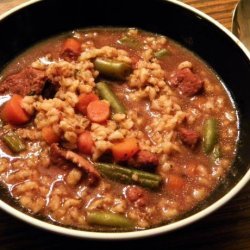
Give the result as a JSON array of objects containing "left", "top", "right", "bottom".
[
  {"left": 154, "top": 48, "right": 169, "bottom": 59},
  {"left": 96, "top": 82, "right": 126, "bottom": 114},
  {"left": 2, "top": 132, "right": 26, "bottom": 153},
  {"left": 95, "top": 162, "right": 162, "bottom": 189},
  {"left": 212, "top": 144, "right": 221, "bottom": 160},
  {"left": 117, "top": 36, "right": 141, "bottom": 49},
  {"left": 203, "top": 118, "right": 218, "bottom": 154},
  {"left": 94, "top": 58, "right": 132, "bottom": 80},
  {"left": 86, "top": 211, "right": 134, "bottom": 228}
]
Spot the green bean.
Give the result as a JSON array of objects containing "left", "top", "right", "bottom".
[
  {"left": 2, "top": 132, "right": 26, "bottom": 153},
  {"left": 212, "top": 144, "right": 221, "bottom": 160},
  {"left": 95, "top": 162, "right": 162, "bottom": 189},
  {"left": 86, "top": 211, "right": 134, "bottom": 228},
  {"left": 94, "top": 58, "right": 132, "bottom": 80},
  {"left": 154, "top": 48, "right": 169, "bottom": 59},
  {"left": 203, "top": 118, "right": 218, "bottom": 154},
  {"left": 117, "top": 36, "right": 141, "bottom": 49},
  {"left": 96, "top": 82, "right": 126, "bottom": 114}
]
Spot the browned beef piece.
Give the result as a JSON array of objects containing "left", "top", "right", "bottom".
[
  {"left": 60, "top": 38, "right": 81, "bottom": 61},
  {"left": 61, "top": 49, "right": 79, "bottom": 61},
  {"left": 0, "top": 67, "right": 46, "bottom": 96},
  {"left": 169, "top": 68, "right": 203, "bottom": 96},
  {"left": 125, "top": 186, "right": 149, "bottom": 207},
  {"left": 179, "top": 128, "right": 200, "bottom": 148},
  {"left": 128, "top": 150, "right": 159, "bottom": 170},
  {"left": 50, "top": 143, "right": 70, "bottom": 167},
  {"left": 41, "top": 81, "right": 58, "bottom": 99},
  {"left": 50, "top": 143, "right": 100, "bottom": 186}
]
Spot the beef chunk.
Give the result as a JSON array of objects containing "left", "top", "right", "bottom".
[
  {"left": 169, "top": 68, "right": 203, "bottom": 96},
  {"left": 60, "top": 38, "right": 81, "bottom": 61},
  {"left": 128, "top": 150, "right": 159, "bottom": 171},
  {"left": 61, "top": 49, "right": 79, "bottom": 61},
  {"left": 50, "top": 143, "right": 71, "bottom": 168},
  {"left": 179, "top": 128, "right": 200, "bottom": 148},
  {"left": 50, "top": 143, "right": 100, "bottom": 186},
  {"left": 0, "top": 67, "right": 46, "bottom": 96},
  {"left": 125, "top": 186, "right": 149, "bottom": 207}
]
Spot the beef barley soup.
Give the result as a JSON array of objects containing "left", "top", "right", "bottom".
[{"left": 0, "top": 28, "right": 238, "bottom": 231}]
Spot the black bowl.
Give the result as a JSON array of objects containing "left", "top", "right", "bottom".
[{"left": 0, "top": 0, "right": 250, "bottom": 239}]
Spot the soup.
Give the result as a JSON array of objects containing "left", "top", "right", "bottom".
[{"left": 0, "top": 28, "right": 238, "bottom": 231}]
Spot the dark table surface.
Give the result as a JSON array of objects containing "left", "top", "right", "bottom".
[{"left": 1, "top": 0, "right": 249, "bottom": 249}]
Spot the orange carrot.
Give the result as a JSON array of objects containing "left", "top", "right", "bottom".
[
  {"left": 1, "top": 95, "right": 30, "bottom": 125},
  {"left": 111, "top": 138, "right": 139, "bottom": 162},
  {"left": 62, "top": 38, "right": 82, "bottom": 56},
  {"left": 87, "top": 100, "right": 110, "bottom": 123},
  {"left": 76, "top": 93, "right": 99, "bottom": 115},
  {"left": 166, "top": 174, "right": 186, "bottom": 191},
  {"left": 42, "top": 126, "right": 60, "bottom": 145},
  {"left": 77, "top": 131, "right": 94, "bottom": 155}
]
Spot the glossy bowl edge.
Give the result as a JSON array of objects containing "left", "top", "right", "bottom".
[{"left": 0, "top": 0, "right": 249, "bottom": 240}]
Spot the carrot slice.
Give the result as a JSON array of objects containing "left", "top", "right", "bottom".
[
  {"left": 42, "top": 126, "right": 60, "bottom": 145},
  {"left": 77, "top": 131, "right": 94, "bottom": 155},
  {"left": 76, "top": 93, "right": 99, "bottom": 115},
  {"left": 111, "top": 138, "right": 139, "bottom": 162},
  {"left": 87, "top": 100, "right": 110, "bottom": 123},
  {"left": 1, "top": 95, "right": 30, "bottom": 125},
  {"left": 166, "top": 174, "right": 186, "bottom": 191},
  {"left": 62, "top": 38, "right": 82, "bottom": 56}
]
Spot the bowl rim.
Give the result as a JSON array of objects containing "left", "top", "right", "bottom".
[{"left": 0, "top": 0, "right": 250, "bottom": 240}]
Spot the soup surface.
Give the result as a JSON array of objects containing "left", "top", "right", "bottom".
[{"left": 0, "top": 28, "right": 238, "bottom": 231}]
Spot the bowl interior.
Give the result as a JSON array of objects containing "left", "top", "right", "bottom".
[{"left": 0, "top": 0, "right": 250, "bottom": 238}]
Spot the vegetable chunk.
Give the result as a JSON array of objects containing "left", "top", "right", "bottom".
[
  {"left": 94, "top": 58, "right": 132, "bottom": 80},
  {"left": 87, "top": 211, "right": 134, "bottom": 228},
  {"left": 111, "top": 138, "right": 139, "bottom": 161},
  {"left": 95, "top": 162, "right": 162, "bottom": 189},
  {"left": 87, "top": 100, "right": 110, "bottom": 123},
  {"left": 1, "top": 95, "right": 30, "bottom": 125},
  {"left": 2, "top": 132, "right": 26, "bottom": 153},
  {"left": 203, "top": 118, "right": 218, "bottom": 154},
  {"left": 76, "top": 93, "right": 99, "bottom": 115},
  {"left": 96, "top": 82, "right": 126, "bottom": 114},
  {"left": 77, "top": 131, "right": 94, "bottom": 155}
]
